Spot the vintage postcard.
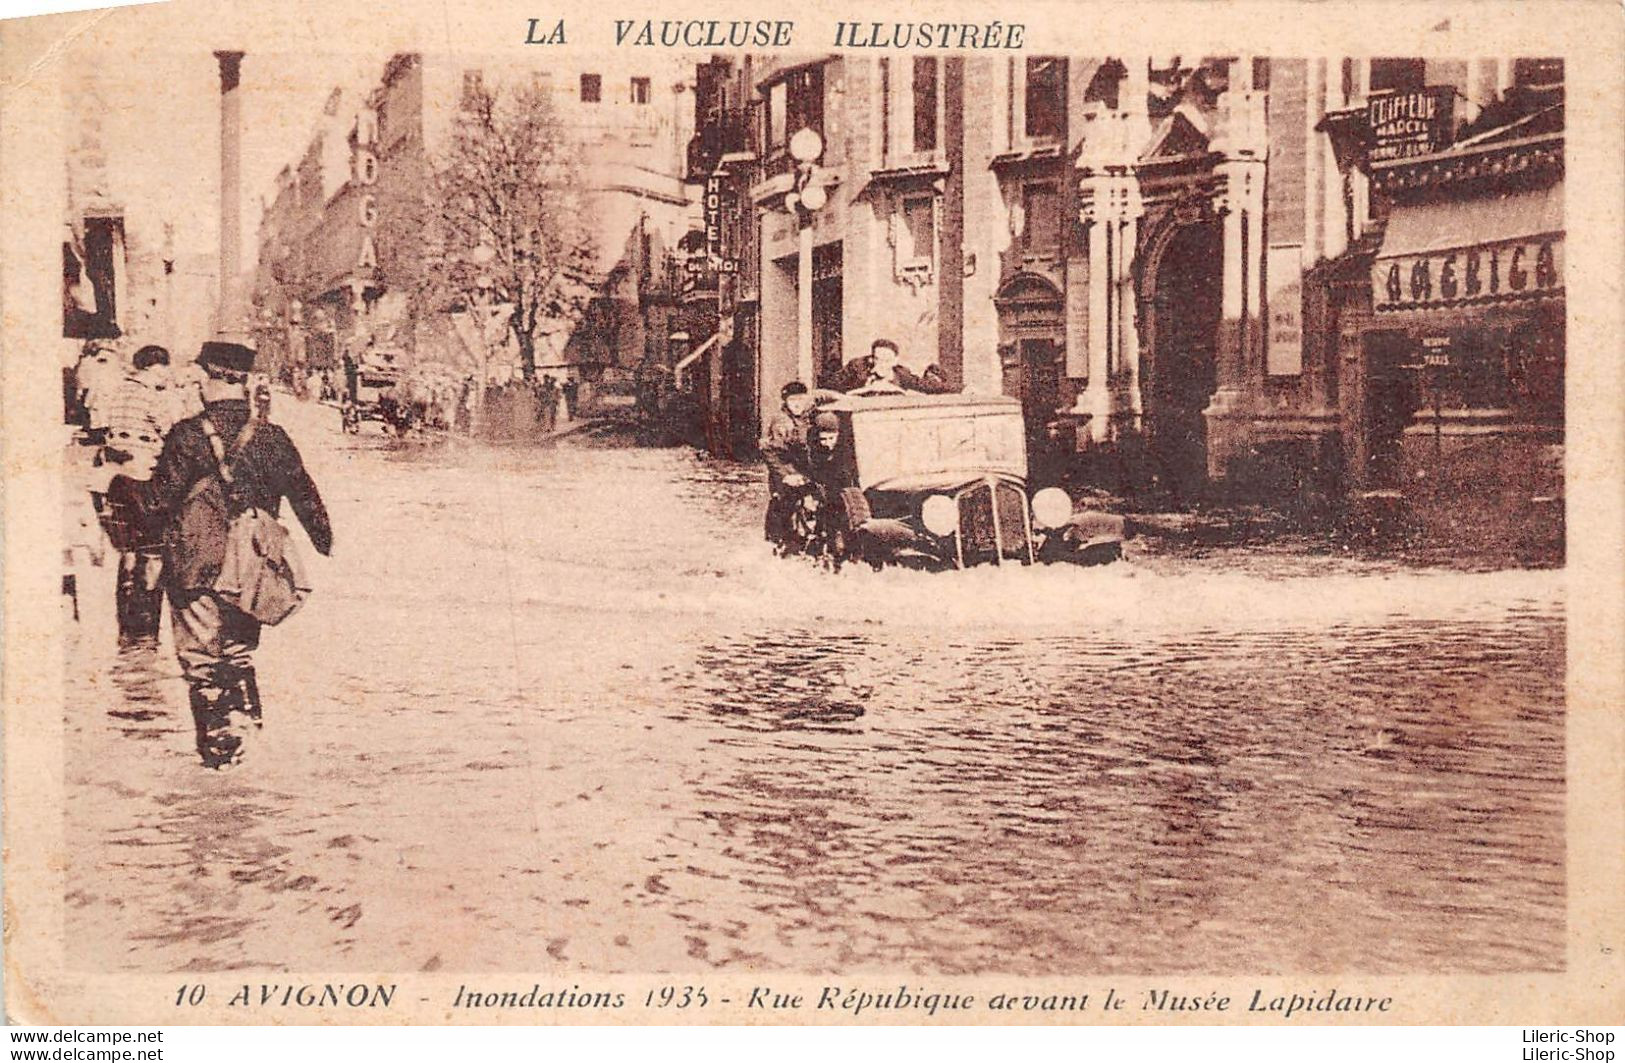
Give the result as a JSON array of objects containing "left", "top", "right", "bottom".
[{"left": 2, "top": 0, "right": 1621, "bottom": 1027}]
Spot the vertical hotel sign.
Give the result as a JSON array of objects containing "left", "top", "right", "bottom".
[
  {"left": 704, "top": 170, "right": 723, "bottom": 262},
  {"left": 1368, "top": 88, "right": 1455, "bottom": 163},
  {"left": 355, "top": 107, "right": 379, "bottom": 272},
  {"left": 695, "top": 169, "right": 738, "bottom": 275}
]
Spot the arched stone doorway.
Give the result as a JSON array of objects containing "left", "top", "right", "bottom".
[{"left": 1139, "top": 218, "right": 1222, "bottom": 503}]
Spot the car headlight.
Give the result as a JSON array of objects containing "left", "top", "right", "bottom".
[
  {"left": 1031, "top": 486, "right": 1074, "bottom": 529},
  {"left": 920, "top": 494, "right": 957, "bottom": 537}
]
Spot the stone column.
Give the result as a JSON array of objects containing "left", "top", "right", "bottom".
[
  {"left": 214, "top": 51, "right": 245, "bottom": 328},
  {"left": 1205, "top": 58, "right": 1268, "bottom": 481},
  {"left": 960, "top": 58, "right": 1003, "bottom": 397},
  {"left": 1116, "top": 209, "right": 1142, "bottom": 422},
  {"left": 938, "top": 57, "right": 966, "bottom": 388},
  {"left": 1319, "top": 58, "right": 1348, "bottom": 263},
  {"left": 1072, "top": 189, "right": 1111, "bottom": 441},
  {"left": 1113, "top": 59, "right": 1149, "bottom": 427},
  {"left": 1304, "top": 59, "right": 1325, "bottom": 267},
  {"left": 1349, "top": 59, "right": 1371, "bottom": 242},
  {"left": 1070, "top": 60, "right": 1149, "bottom": 442}
]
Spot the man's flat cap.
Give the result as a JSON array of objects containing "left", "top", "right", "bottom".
[{"left": 197, "top": 340, "right": 256, "bottom": 373}]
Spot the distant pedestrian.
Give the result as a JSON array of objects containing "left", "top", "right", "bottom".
[
  {"left": 554, "top": 381, "right": 571, "bottom": 428},
  {"left": 140, "top": 340, "right": 333, "bottom": 769},
  {"left": 78, "top": 342, "right": 123, "bottom": 444},
  {"left": 457, "top": 377, "right": 475, "bottom": 432},
  {"left": 342, "top": 350, "right": 359, "bottom": 405},
  {"left": 540, "top": 377, "right": 559, "bottom": 434},
  {"left": 101, "top": 344, "right": 179, "bottom": 643}
]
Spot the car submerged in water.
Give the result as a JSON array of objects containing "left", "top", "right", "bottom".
[{"left": 784, "top": 392, "right": 1125, "bottom": 570}]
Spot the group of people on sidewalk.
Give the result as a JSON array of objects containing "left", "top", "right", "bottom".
[
  {"left": 69, "top": 338, "right": 332, "bottom": 770},
  {"left": 476, "top": 375, "right": 578, "bottom": 440}
]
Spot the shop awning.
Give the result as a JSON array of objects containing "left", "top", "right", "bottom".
[
  {"left": 1373, "top": 184, "right": 1563, "bottom": 313},
  {"left": 673, "top": 332, "right": 720, "bottom": 390},
  {"left": 1378, "top": 185, "right": 1562, "bottom": 260}
]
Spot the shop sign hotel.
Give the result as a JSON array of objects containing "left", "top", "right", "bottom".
[{"left": 1368, "top": 88, "right": 1455, "bottom": 163}]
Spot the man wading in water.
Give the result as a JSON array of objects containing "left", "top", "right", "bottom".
[{"left": 141, "top": 340, "right": 332, "bottom": 768}]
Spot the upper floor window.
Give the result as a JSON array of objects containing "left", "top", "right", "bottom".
[
  {"left": 1513, "top": 58, "right": 1563, "bottom": 87},
  {"left": 900, "top": 196, "right": 935, "bottom": 267},
  {"left": 460, "top": 70, "right": 484, "bottom": 108},
  {"left": 1025, "top": 58, "right": 1066, "bottom": 141},
  {"left": 912, "top": 58, "right": 939, "bottom": 153},
  {"left": 630, "top": 77, "right": 651, "bottom": 104},
  {"left": 1369, "top": 58, "right": 1425, "bottom": 95},
  {"left": 764, "top": 64, "right": 824, "bottom": 154},
  {"left": 1022, "top": 183, "right": 1061, "bottom": 257},
  {"left": 580, "top": 73, "right": 602, "bottom": 103}
]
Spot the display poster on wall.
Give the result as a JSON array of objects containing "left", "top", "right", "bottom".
[{"left": 1266, "top": 244, "right": 1304, "bottom": 376}]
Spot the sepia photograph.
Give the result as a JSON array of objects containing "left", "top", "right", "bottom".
[{"left": 2, "top": 0, "right": 1621, "bottom": 1030}]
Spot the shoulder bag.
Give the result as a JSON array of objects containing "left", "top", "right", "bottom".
[{"left": 199, "top": 417, "right": 312, "bottom": 625}]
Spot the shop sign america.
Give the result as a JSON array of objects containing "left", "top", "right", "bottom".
[{"left": 1373, "top": 235, "right": 1562, "bottom": 311}]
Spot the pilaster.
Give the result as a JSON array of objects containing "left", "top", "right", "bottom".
[
  {"left": 1205, "top": 58, "right": 1268, "bottom": 481},
  {"left": 1071, "top": 60, "right": 1150, "bottom": 444}
]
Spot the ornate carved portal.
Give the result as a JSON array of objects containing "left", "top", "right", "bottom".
[{"left": 1136, "top": 208, "right": 1223, "bottom": 502}]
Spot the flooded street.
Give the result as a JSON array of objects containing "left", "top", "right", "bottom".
[{"left": 64, "top": 401, "right": 1564, "bottom": 976}]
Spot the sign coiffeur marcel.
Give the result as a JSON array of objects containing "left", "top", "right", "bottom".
[
  {"left": 1368, "top": 87, "right": 1455, "bottom": 163},
  {"left": 1374, "top": 234, "right": 1563, "bottom": 312}
]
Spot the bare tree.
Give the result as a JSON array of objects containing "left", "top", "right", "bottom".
[{"left": 410, "top": 80, "right": 598, "bottom": 382}]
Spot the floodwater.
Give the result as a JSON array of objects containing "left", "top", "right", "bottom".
[{"left": 64, "top": 401, "right": 1564, "bottom": 976}]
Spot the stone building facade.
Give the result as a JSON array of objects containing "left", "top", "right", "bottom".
[
  {"left": 687, "top": 53, "right": 1563, "bottom": 548},
  {"left": 61, "top": 67, "right": 218, "bottom": 364},
  {"left": 253, "top": 52, "right": 700, "bottom": 387}
]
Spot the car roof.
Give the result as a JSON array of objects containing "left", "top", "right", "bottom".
[
  {"left": 868, "top": 470, "right": 1029, "bottom": 493},
  {"left": 822, "top": 392, "right": 1022, "bottom": 414}
]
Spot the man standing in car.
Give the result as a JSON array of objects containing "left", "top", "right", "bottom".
[
  {"left": 142, "top": 340, "right": 333, "bottom": 769},
  {"left": 832, "top": 337, "right": 952, "bottom": 395}
]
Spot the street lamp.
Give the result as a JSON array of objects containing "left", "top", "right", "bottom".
[{"left": 785, "top": 127, "right": 826, "bottom": 387}]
